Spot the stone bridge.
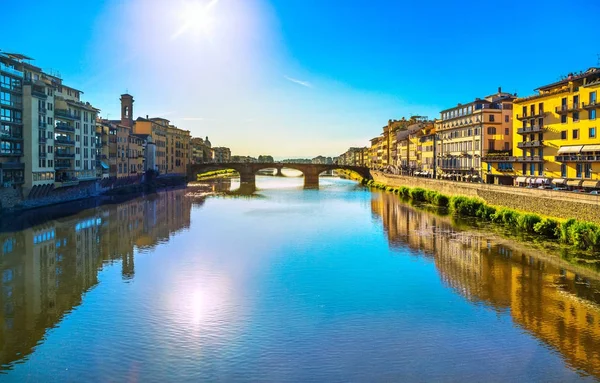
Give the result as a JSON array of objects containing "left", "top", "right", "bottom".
[{"left": 188, "top": 163, "right": 372, "bottom": 188}]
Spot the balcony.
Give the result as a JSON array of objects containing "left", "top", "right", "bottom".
[
  {"left": 55, "top": 161, "right": 73, "bottom": 170},
  {"left": 582, "top": 101, "right": 599, "bottom": 109},
  {"left": 39, "top": 136, "right": 47, "bottom": 144},
  {"left": 31, "top": 86, "right": 46, "bottom": 98},
  {"left": 39, "top": 152, "right": 47, "bottom": 158},
  {"left": 0, "top": 63, "right": 24, "bottom": 78},
  {"left": 38, "top": 106, "right": 47, "bottom": 115},
  {"left": 55, "top": 123, "right": 75, "bottom": 132},
  {"left": 55, "top": 109, "right": 80, "bottom": 121},
  {"left": 481, "top": 150, "right": 513, "bottom": 162},
  {"left": 0, "top": 131, "right": 23, "bottom": 141},
  {"left": 55, "top": 151, "right": 75, "bottom": 158},
  {"left": 0, "top": 149, "right": 22, "bottom": 157},
  {"left": 517, "top": 140, "right": 543, "bottom": 149},
  {"left": 55, "top": 137, "right": 75, "bottom": 146},
  {"left": 39, "top": 121, "right": 47, "bottom": 129},
  {"left": 555, "top": 155, "right": 600, "bottom": 162},
  {"left": 513, "top": 155, "right": 543, "bottom": 163},
  {"left": 555, "top": 103, "right": 580, "bottom": 114},
  {"left": 516, "top": 110, "right": 547, "bottom": 121},
  {"left": 517, "top": 125, "right": 544, "bottom": 134},
  {"left": 0, "top": 99, "right": 22, "bottom": 109}
]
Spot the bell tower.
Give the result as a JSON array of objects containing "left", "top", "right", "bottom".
[{"left": 120, "top": 93, "right": 134, "bottom": 127}]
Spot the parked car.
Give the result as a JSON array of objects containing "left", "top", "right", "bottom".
[
  {"left": 590, "top": 190, "right": 600, "bottom": 195},
  {"left": 552, "top": 187, "right": 568, "bottom": 191},
  {"left": 538, "top": 185, "right": 553, "bottom": 190},
  {"left": 572, "top": 189, "right": 586, "bottom": 193}
]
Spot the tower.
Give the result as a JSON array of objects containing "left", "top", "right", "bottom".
[{"left": 120, "top": 94, "right": 134, "bottom": 127}]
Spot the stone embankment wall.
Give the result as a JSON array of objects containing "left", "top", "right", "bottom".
[{"left": 372, "top": 171, "right": 600, "bottom": 224}]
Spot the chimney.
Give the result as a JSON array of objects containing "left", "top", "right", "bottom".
[{"left": 498, "top": 86, "right": 502, "bottom": 93}]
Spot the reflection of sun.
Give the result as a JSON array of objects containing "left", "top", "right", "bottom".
[{"left": 173, "top": 0, "right": 220, "bottom": 40}]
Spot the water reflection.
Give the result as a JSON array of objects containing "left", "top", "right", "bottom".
[
  {"left": 0, "top": 189, "right": 193, "bottom": 369},
  {"left": 371, "top": 191, "right": 600, "bottom": 378}
]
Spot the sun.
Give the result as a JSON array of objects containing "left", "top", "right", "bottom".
[{"left": 172, "top": 0, "right": 220, "bottom": 40}]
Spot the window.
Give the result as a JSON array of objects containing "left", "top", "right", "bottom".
[
  {"left": 561, "top": 164, "right": 567, "bottom": 177},
  {"left": 585, "top": 163, "right": 592, "bottom": 178},
  {"left": 505, "top": 128, "right": 509, "bottom": 135},
  {"left": 573, "top": 129, "right": 579, "bottom": 139},
  {"left": 591, "top": 109, "right": 596, "bottom": 120},
  {"left": 76, "top": 135, "right": 80, "bottom": 142},
  {"left": 76, "top": 147, "right": 80, "bottom": 154},
  {"left": 561, "top": 115, "right": 567, "bottom": 124},
  {"left": 47, "top": 117, "right": 53, "bottom": 125},
  {"left": 561, "top": 131, "right": 567, "bottom": 139},
  {"left": 48, "top": 146, "right": 53, "bottom": 153},
  {"left": 573, "top": 111, "right": 580, "bottom": 122},
  {"left": 504, "top": 115, "right": 509, "bottom": 122},
  {"left": 590, "top": 91, "right": 597, "bottom": 105},
  {"left": 576, "top": 163, "right": 582, "bottom": 178},
  {"left": 487, "top": 127, "right": 496, "bottom": 134},
  {"left": 590, "top": 127, "right": 596, "bottom": 138},
  {"left": 538, "top": 163, "right": 543, "bottom": 175},
  {"left": 489, "top": 115, "right": 495, "bottom": 122}
]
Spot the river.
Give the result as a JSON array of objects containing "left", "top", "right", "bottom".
[{"left": 1, "top": 174, "right": 599, "bottom": 382}]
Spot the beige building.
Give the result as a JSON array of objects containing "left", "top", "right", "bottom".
[
  {"left": 437, "top": 88, "right": 515, "bottom": 182},
  {"left": 165, "top": 124, "right": 191, "bottom": 174},
  {"left": 212, "top": 147, "right": 231, "bottom": 163}
]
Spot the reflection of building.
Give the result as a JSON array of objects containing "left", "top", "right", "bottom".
[
  {"left": 0, "top": 189, "right": 192, "bottom": 368},
  {"left": 370, "top": 192, "right": 600, "bottom": 378}
]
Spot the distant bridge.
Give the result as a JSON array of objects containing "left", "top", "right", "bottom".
[{"left": 188, "top": 162, "right": 371, "bottom": 188}]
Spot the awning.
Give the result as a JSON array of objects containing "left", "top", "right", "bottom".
[
  {"left": 100, "top": 161, "right": 109, "bottom": 170},
  {"left": 582, "top": 180, "right": 600, "bottom": 188},
  {"left": 567, "top": 179, "right": 582, "bottom": 187},
  {"left": 582, "top": 144, "right": 600, "bottom": 152},
  {"left": 516, "top": 176, "right": 527, "bottom": 183},
  {"left": 552, "top": 178, "right": 566, "bottom": 185},
  {"left": 557, "top": 145, "right": 583, "bottom": 154}
]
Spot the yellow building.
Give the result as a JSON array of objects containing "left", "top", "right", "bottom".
[
  {"left": 369, "top": 136, "right": 383, "bottom": 169},
  {"left": 439, "top": 89, "right": 515, "bottom": 183},
  {"left": 511, "top": 67, "right": 600, "bottom": 190},
  {"left": 134, "top": 117, "right": 167, "bottom": 173},
  {"left": 418, "top": 124, "right": 436, "bottom": 176},
  {"left": 165, "top": 124, "right": 191, "bottom": 174}
]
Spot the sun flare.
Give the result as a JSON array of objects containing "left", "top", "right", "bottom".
[{"left": 172, "top": 0, "right": 220, "bottom": 40}]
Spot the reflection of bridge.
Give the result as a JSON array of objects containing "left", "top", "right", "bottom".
[{"left": 188, "top": 163, "right": 372, "bottom": 188}]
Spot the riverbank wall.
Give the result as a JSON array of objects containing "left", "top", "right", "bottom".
[{"left": 372, "top": 171, "right": 600, "bottom": 224}]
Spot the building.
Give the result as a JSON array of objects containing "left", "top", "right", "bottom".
[
  {"left": 134, "top": 116, "right": 167, "bottom": 173},
  {"left": 191, "top": 137, "right": 212, "bottom": 164},
  {"left": 511, "top": 68, "right": 600, "bottom": 189},
  {"left": 438, "top": 88, "right": 515, "bottom": 182},
  {"left": 212, "top": 147, "right": 231, "bottom": 163},
  {"left": 369, "top": 136, "right": 383, "bottom": 169},
  {"left": 165, "top": 124, "right": 191, "bottom": 175},
  {"left": 231, "top": 155, "right": 256, "bottom": 163},
  {"left": 396, "top": 117, "right": 433, "bottom": 175},
  {"left": 1, "top": 52, "right": 99, "bottom": 194}
]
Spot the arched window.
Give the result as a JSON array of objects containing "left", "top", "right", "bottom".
[{"left": 124, "top": 106, "right": 129, "bottom": 118}]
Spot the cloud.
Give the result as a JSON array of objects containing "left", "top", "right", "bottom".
[{"left": 284, "top": 75, "right": 312, "bottom": 88}]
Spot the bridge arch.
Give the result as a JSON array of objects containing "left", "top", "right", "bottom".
[{"left": 188, "top": 163, "right": 372, "bottom": 189}]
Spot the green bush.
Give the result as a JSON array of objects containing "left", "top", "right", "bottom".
[
  {"left": 490, "top": 208, "right": 519, "bottom": 226},
  {"left": 568, "top": 221, "right": 600, "bottom": 250},
  {"left": 533, "top": 218, "right": 560, "bottom": 239},
  {"left": 433, "top": 193, "right": 449, "bottom": 207},
  {"left": 559, "top": 218, "right": 577, "bottom": 244},
  {"left": 386, "top": 186, "right": 394, "bottom": 192},
  {"left": 475, "top": 205, "right": 496, "bottom": 221},
  {"left": 398, "top": 186, "right": 410, "bottom": 198},
  {"left": 410, "top": 188, "right": 426, "bottom": 202},
  {"left": 450, "top": 196, "right": 483, "bottom": 217},
  {"left": 517, "top": 213, "right": 542, "bottom": 233}
]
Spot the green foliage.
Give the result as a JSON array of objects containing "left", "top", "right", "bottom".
[
  {"left": 517, "top": 213, "right": 542, "bottom": 233},
  {"left": 398, "top": 186, "right": 410, "bottom": 198},
  {"left": 449, "top": 196, "right": 484, "bottom": 217},
  {"left": 559, "top": 218, "right": 577, "bottom": 244},
  {"left": 490, "top": 208, "right": 517, "bottom": 225},
  {"left": 567, "top": 221, "right": 600, "bottom": 251},
  {"left": 409, "top": 188, "right": 426, "bottom": 202},
  {"left": 433, "top": 193, "right": 449, "bottom": 207},
  {"left": 475, "top": 204, "right": 496, "bottom": 221},
  {"left": 196, "top": 169, "right": 238, "bottom": 180},
  {"left": 533, "top": 218, "right": 560, "bottom": 239}
]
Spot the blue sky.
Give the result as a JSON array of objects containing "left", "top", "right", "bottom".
[{"left": 3, "top": 0, "right": 599, "bottom": 157}]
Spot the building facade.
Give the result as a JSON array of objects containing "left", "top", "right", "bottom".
[
  {"left": 439, "top": 89, "right": 515, "bottom": 182},
  {"left": 511, "top": 68, "right": 600, "bottom": 189}
]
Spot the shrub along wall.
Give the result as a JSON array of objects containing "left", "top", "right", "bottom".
[
  {"left": 363, "top": 179, "right": 600, "bottom": 255},
  {"left": 372, "top": 172, "right": 600, "bottom": 224}
]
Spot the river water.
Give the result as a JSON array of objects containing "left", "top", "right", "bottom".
[{"left": 1, "top": 174, "right": 600, "bottom": 382}]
